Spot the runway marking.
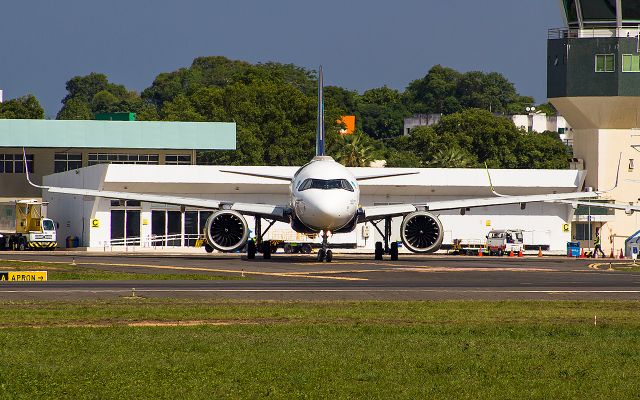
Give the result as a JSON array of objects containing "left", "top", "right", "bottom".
[
  {"left": 0, "top": 259, "right": 367, "bottom": 281},
  {"left": 393, "top": 267, "right": 553, "bottom": 273},
  {"left": 0, "top": 289, "right": 639, "bottom": 295}
]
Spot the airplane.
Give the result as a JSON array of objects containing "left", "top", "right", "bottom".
[{"left": 24, "top": 66, "right": 610, "bottom": 262}]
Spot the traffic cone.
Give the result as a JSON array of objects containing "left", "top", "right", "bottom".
[
  {"left": 579, "top": 248, "right": 585, "bottom": 258},
  {"left": 478, "top": 248, "right": 483, "bottom": 257},
  {"left": 609, "top": 248, "right": 615, "bottom": 258},
  {"left": 518, "top": 249, "right": 523, "bottom": 257},
  {"left": 509, "top": 250, "right": 514, "bottom": 257},
  {"left": 538, "top": 247, "right": 543, "bottom": 257},
  {"left": 619, "top": 249, "right": 625, "bottom": 259}
]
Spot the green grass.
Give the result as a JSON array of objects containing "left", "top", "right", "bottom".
[
  {"left": 0, "top": 300, "right": 640, "bottom": 399},
  {"left": 0, "top": 260, "right": 242, "bottom": 281}
]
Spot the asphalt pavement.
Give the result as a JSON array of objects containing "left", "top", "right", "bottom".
[{"left": 0, "top": 251, "right": 637, "bottom": 300}]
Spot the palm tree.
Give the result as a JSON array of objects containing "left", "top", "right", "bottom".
[
  {"left": 334, "top": 132, "right": 375, "bottom": 167},
  {"left": 428, "top": 147, "right": 473, "bottom": 168}
]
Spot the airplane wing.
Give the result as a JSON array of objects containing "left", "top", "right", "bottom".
[
  {"left": 219, "top": 169, "right": 293, "bottom": 181},
  {"left": 362, "top": 190, "right": 601, "bottom": 221},
  {"left": 558, "top": 200, "right": 640, "bottom": 214},
  {"left": 354, "top": 171, "right": 419, "bottom": 181}
]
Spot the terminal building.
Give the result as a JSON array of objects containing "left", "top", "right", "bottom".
[{"left": 548, "top": 0, "right": 640, "bottom": 254}]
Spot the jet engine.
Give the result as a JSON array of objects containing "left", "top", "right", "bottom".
[
  {"left": 204, "top": 210, "right": 249, "bottom": 252},
  {"left": 400, "top": 211, "right": 444, "bottom": 253}
]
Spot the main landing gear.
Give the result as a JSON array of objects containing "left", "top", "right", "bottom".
[
  {"left": 317, "top": 230, "right": 333, "bottom": 263},
  {"left": 371, "top": 217, "right": 399, "bottom": 261},
  {"left": 247, "top": 217, "right": 277, "bottom": 260}
]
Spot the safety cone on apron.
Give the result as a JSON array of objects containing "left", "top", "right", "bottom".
[
  {"left": 620, "top": 249, "right": 625, "bottom": 259},
  {"left": 538, "top": 247, "right": 543, "bottom": 257}
]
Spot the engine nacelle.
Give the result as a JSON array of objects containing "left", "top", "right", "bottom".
[
  {"left": 204, "top": 210, "right": 249, "bottom": 252},
  {"left": 400, "top": 211, "right": 444, "bottom": 253}
]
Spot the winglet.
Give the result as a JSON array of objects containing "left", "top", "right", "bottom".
[
  {"left": 485, "top": 162, "right": 506, "bottom": 197},
  {"left": 22, "top": 148, "right": 48, "bottom": 189},
  {"left": 598, "top": 152, "right": 622, "bottom": 193}
]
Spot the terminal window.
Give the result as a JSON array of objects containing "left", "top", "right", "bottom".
[
  {"left": 0, "top": 154, "right": 33, "bottom": 174},
  {"left": 622, "top": 54, "right": 640, "bottom": 72},
  {"left": 165, "top": 154, "right": 192, "bottom": 165},
  {"left": 595, "top": 54, "right": 615, "bottom": 72},
  {"left": 54, "top": 153, "right": 82, "bottom": 173},
  {"left": 575, "top": 223, "right": 592, "bottom": 241},
  {"left": 88, "top": 153, "right": 159, "bottom": 166}
]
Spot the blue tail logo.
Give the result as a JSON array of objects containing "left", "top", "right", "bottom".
[{"left": 316, "top": 65, "right": 325, "bottom": 157}]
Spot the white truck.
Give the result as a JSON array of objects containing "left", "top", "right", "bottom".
[
  {"left": 0, "top": 200, "right": 57, "bottom": 251},
  {"left": 486, "top": 229, "right": 524, "bottom": 256}
]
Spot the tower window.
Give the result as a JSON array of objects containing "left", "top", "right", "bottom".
[{"left": 595, "top": 54, "right": 615, "bottom": 72}]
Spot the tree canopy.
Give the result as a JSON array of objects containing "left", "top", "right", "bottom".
[
  {"left": 0, "top": 95, "right": 44, "bottom": 119},
  {"left": 43, "top": 56, "right": 569, "bottom": 169}
]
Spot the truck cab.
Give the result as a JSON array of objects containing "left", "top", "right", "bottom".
[
  {"left": 0, "top": 200, "right": 57, "bottom": 251},
  {"left": 486, "top": 229, "right": 524, "bottom": 256}
]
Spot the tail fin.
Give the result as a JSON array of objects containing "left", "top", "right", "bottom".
[{"left": 316, "top": 65, "right": 325, "bottom": 157}]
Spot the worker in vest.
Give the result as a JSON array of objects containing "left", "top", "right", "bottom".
[{"left": 594, "top": 228, "right": 605, "bottom": 258}]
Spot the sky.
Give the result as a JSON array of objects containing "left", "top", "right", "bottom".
[{"left": 0, "top": 0, "right": 565, "bottom": 117}]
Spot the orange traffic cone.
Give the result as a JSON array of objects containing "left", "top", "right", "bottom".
[
  {"left": 538, "top": 247, "right": 543, "bottom": 257},
  {"left": 518, "top": 249, "right": 523, "bottom": 257},
  {"left": 619, "top": 249, "right": 625, "bottom": 259},
  {"left": 579, "top": 248, "right": 585, "bottom": 258},
  {"left": 609, "top": 248, "right": 615, "bottom": 258},
  {"left": 478, "top": 248, "right": 483, "bottom": 257},
  {"left": 509, "top": 250, "right": 514, "bottom": 257}
]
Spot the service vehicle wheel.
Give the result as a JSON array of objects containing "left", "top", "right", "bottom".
[
  {"left": 317, "top": 249, "right": 326, "bottom": 262},
  {"left": 284, "top": 244, "right": 293, "bottom": 254},
  {"left": 18, "top": 240, "right": 26, "bottom": 251},
  {"left": 390, "top": 242, "right": 399, "bottom": 261},
  {"left": 301, "top": 244, "right": 312, "bottom": 254}
]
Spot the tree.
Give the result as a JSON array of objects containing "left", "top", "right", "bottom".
[
  {"left": 428, "top": 147, "right": 475, "bottom": 168},
  {"left": 333, "top": 131, "right": 375, "bottom": 167},
  {"left": 56, "top": 97, "right": 92, "bottom": 120},
  {"left": 405, "top": 65, "right": 461, "bottom": 114},
  {"left": 0, "top": 94, "right": 44, "bottom": 119},
  {"left": 358, "top": 86, "right": 409, "bottom": 139}
]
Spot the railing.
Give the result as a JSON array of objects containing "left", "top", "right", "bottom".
[
  {"left": 103, "top": 234, "right": 204, "bottom": 250},
  {"left": 549, "top": 26, "right": 640, "bottom": 39}
]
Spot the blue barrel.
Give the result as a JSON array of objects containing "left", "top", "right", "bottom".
[
  {"left": 567, "top": 241, "right": 580, "bottom": 257},
  {"left": 66, "top": 236, "right": 79, "bottom": 248}
]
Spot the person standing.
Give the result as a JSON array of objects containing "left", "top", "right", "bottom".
[{"left": 594, "top": 228, "right": 606, "bottom": 258}]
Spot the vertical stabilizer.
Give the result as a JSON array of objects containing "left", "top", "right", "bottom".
[{"left": 316, "top": 66, "right": 325, "bottom": 157}]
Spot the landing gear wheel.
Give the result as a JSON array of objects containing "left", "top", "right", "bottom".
[
  {"left": 325, "top": 250, "right": 333, "bottom": 263},
  {"left": 374, "top": 242, "right": 384, "bottom": 260},
  {"left": 262, "top": 241, "right": 271, "bottom": 260},
  {"left": 247, "top": 240, "right": 256, "bottom": 259},
  {"left": 301, "top": 244, "right": 312, "bottom": 254},
  {"left": 317, "top": 249, "right": 326, "bottom": 262},
  {"left": 390, "top": 242, "right": 399, "bottom": 261},
  {"left": 204, "top": 243, "right": 214, "bottom": 253}
]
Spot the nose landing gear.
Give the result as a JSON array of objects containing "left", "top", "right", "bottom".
[{"left": 317, "top": 231, "right": 333, "bottom": 262}]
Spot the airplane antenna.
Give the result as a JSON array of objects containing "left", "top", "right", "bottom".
[{"left": 316, "top": 65, "right": 325, "bottom": 157}]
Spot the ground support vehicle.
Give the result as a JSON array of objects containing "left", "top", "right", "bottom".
[
  {"left": 0, "top": 200, "right": 57, "bottom": 251},
  {"left": 486, "top": 229, "right": 524, "bottom": 256}
]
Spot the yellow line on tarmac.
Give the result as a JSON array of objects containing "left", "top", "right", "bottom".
[{"left": 0, "top": 259, "right": 367, "bottom": 281}]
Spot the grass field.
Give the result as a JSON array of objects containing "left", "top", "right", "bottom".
[
  {"left": 0, "top": 300, "right": 639, "bottom": 399},
  {"left": 0, "top": 260, "right": 241, "bottom": 281}
]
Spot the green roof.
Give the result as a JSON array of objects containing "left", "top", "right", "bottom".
[{"left": 0, "top": 119, "right": 236, "bottom": 150}]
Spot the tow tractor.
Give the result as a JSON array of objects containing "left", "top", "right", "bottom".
[
  {"left": 486, "top": 229, "right": 524, "bottom": 256},
  {"left": 0, "top": 200, "right": 57, "bottom": 251}
]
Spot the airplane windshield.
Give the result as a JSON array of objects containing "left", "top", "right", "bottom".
[{"left": 298, "top": 179, "right": 354, "bottom": 192}]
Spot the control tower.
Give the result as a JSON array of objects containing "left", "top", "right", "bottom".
[{"left": 548, "top": 0, "right": 640, "bottom": 252}]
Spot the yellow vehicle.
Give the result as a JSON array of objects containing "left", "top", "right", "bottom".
[{"left": 0, "top": 200, "right": 57, "bottom": 251}]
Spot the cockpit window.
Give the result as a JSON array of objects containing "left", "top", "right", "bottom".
[{"left": 298, "top": 179, "right": 354, "bottom": 192}]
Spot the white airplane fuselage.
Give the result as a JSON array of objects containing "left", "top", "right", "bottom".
[{"left": 290, "top": 156, "right": 359, "bottom": 232}]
